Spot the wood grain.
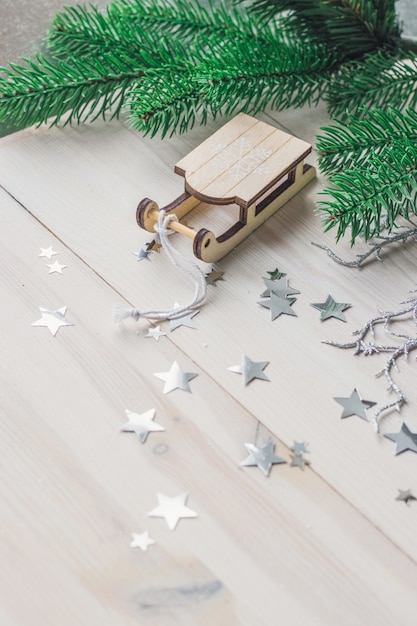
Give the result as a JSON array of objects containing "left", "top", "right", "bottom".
[{"left": 1, "top": 106, "right": 417, "bottom": 625}]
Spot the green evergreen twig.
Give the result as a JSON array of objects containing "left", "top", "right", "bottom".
[
  {"left": 0, "top": 53, "right": 149, "bottom": 127},
  {"left": 318, "top": 149, "right": 417, "bottom": 243},
  {"left": 327, "top": 50, "right": 417, "bottom": 118},
  {"left": 245, "top": 0, "right": 401, "bottom": 58},
  {"left": 317, "top": 107, "right": 417, "bottom": 175},
  {"left": 197, "top": 39, "right": 335, "bottom": 117}
]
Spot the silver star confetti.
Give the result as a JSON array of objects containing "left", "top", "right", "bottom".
[
  {"left": 334, "top": 388, "right": 376, "bottom": 420},
  {"left": 266, "top": 268, "right": 286, "bottom": 280},
  {"left": 240, "top": 440, "right": 286, "bottom": 476},
  {"left": 384, "top": 422, "right": 417, "bottom": 455},
  {"left": 311, "top": 294, "right": 351, "bottom": 322},
  {"left": 120, "top": 408, "right": 165, "bottom": 443},
  {"left": 38, "top": 246, "right": 58, "bottom": 260},
  {"left": 257, "top": 292, "right": 297, "bottom": 320},
  {"left": 396, "top": 489, "right": 417, "bottom": 506},
  {"left": 169, "top": 309, "right": 199, "bottom": 331},
  {"left": 31, "top": 306, "right": 74, "bottom": 336},
  {"left": 145, "top": 325, "right": 166, "bottom": 341},
  {"left": 133, "top": 249, "right": 151, "bottom": 261},
  {"left": 147, "top": 492, "right": 198, "bottom": 530},
  {"left": 154, "top": 361, "right": 198, "bottom": 393},
  {"left": 205, "top": 269, "right": 225, "bottom": 286},
  {"left": 228, "top": 354, "right": 270, "bottom": 385},
  {"left": 130, "top": 531, "right": 155, "bottom": 551},
  {"left": 260, "top": 276, "right": 300, "bottom": 298},
  {"left": 289, "top": 453, "right": 311, "bottom": 470},
  {"left": 46, "top": 260, "right": 67, "bottom": 274},
  {"left": 290, "top": 441, "right": 310, "bottom": 455}
]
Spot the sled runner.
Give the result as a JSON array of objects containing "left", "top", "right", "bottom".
[{"left": 137, "top": 113, "right": 316, "bottom": 263}]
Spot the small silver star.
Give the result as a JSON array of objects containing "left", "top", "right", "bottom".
[
  {"left": 266, "top": 268, "right": 286, "bottom": 280},
  {"left": 31, "top": 306, "right": 74, "bottom": 336},
  {"left": 290, "top": 441, "right": 309, "bottom": 455},
  {"left": 147, "top": 492, "right": 198, "bottom": 530},
  {"left": 130, "top": 531, "right": 155, "bottom": 551},
  {"left": 145, "top": 325, "right": 166, "bottom": 341},
  {"left": 154, "top": 361, "right": 198, "bottom": 393},
  {"left": 240, "top": 440, "right": 286, "bottom": 476},
  {"left": 289, "top": 453, "right": 311, "bottom": 470},
  {"left": 205, "top": 269, "right": 225, "bottom": 286},
  {"left": 257, "top": 292, "right": 297, "bottom": 320},
  {"left": 334, "top": 388, "right": 376, "bottom": 420},
  {"left": 169, "top": 309, "right": 199, "bottom": 331},
  {"left": 120, "top": 408, "right": 165, "bottom": 443},
  {"left": 46, "top": 260, "right": 67, "bottom": 274},
  {"left": 311, "top": 294, "right": 351, "bottom": 322},
  {"left": 38, "top": 246, "right": 58, "bottom": 260},
  {"left": 396, "top": 489, "right": 417, "bottom": 506},
  {"left": 169, "top": 302, "right": 199, "bottom": 331},
  {"left": 384, "top": 423, "right": 417, "bottom": 455},
  {"left": 260, "top": 276, "right": 300, "bottom": 298},
  {"left": 132, "top": 249, "right": 151, "bottom": 261},
  {"left": 228, "top": 354, "right": 270, "bottom": 385}
]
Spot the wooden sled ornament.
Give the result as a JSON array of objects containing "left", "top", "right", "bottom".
[{"left": 137, "top": 113, "right": 316, "bottom": 263}]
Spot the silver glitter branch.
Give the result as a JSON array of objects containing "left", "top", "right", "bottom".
[
  {"left": 323, "top": 294, "right": 417, "bottom": 432},
  {"left": 311, "top": 227, "right": 417, "bottom": 268}
]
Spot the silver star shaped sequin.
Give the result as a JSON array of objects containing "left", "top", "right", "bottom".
[
  {"left": 169, "top": 310, "right": 199, "bottom": 331},
  {"left": 334, "top": 388, "right": 376, "bottom": 420},
  {"left": 145, "top": 325, "right": 166, "bottom": 341},
  {"left": 132, "top": 249, "right": 151, "bottom": 261},
  {"left": 384, "top": 423, "right": 417, "bottom": 455},
  {"left": 31, "top": 306, "right": 74, "bottom": 336},
  {"left": 228, "top": 354, "right": 270, "bottom": 385},
  {"left": 311, "top": 294, "right": 351, "bottom": 322},
  {"left": 46, "top": 260, "right": 67, "bottom": 274},
  {"left": 290, "top": 441, "right": 309, "bottom": 455},
  {"left": 257, "top": 293, "right": 297, "bottom": 320},
  {"left": 396, "top": 489, "right": 417, "bottom": 506},
  {"left": 120, "top": 408, "right": 165, "bottom": 443},
  {"left": 205, "top": 269, "right": 225, "bottom": 286},
  {"left": 130, "top": 531, "right": 155, "bottom": 551},
  {"left": 289, "top": 453, "right": 311, "bottom": 470},
  {"left": 147, "top": 492, "right": 198, "bottom": 530},
  {"left": 260, "top": 276, "right": 300, "bottom": 298},
  {"left": 154, "top": 361, "right": 198, "bottom": 393},
  {"left": 240, "top": 440, "right": 286, "bottom": 476},
  {"left": 38, "top": 246, "right": 58, "bottom": 260}
]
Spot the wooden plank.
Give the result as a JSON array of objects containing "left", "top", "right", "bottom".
[
  {"left": 1, "top": 111, "right": 417, "bottom": 624},
  {"left": 192, "top": 133, "right": 310, "bottom": 207},
  {"left": 185, "top": 118, "right": 278, "bottom": 199},
  {"left": 175, "top": 113, "right": 258, "bottom": 177}
]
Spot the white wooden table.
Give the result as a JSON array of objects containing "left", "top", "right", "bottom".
[{"left": 1, "top": 105, "right": 416, "bottom": 626}]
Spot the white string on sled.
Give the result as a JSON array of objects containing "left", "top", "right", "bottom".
[{"left": 113, "top": 210, "right": 207, "bottom": 323}]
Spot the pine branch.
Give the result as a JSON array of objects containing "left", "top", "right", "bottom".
[
  {"left": 196, "top": 38, "right": 336, "bottom": 118},
  {"left": 0, "top": 53, "right": 150, "bottom": 128},
  {"left": 48, "top": 0, "right": 270, "bottom": 61},
  {"left": 327, "top": 50, "right": 417, "bottom": 118},
  {"left": 317, "top": 107, "right": 417, "bottom": 175},
  {"left": 318, "top": 149, "right": 417, "bottom": 243},
  {"left": 48, "top": 4, "right": 136, "bottom": 57},
  {"left": 245, "top": 0, "right": 401, "bottom": 58},
  {"left": 127, "top": 68, "right": 210, "bottom": 137}
]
